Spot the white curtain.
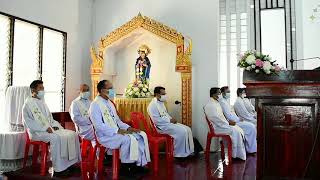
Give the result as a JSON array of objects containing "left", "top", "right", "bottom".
[{"left": 4, "top": 86, "right": 31, "bottom": 132}]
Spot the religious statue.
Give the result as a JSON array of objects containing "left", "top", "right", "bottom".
[{"left": 135, "top": 44, "right": 151, "bottom": 82}]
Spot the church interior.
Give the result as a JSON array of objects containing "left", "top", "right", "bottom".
[{"left": 0, "top": 0, "right": 320, "bottom": 179}]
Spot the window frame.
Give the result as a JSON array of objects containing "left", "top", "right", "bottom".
[{"left": 0, "top": 11, "right": 67, "bottom": 111}]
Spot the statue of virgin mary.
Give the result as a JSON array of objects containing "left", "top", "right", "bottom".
[{"left": 135, "top": 44, "right": 151, "bottom": 82}]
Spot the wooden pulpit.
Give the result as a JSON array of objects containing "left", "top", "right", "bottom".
[{"left": 243, "top": 70, "right": 320, "bottom": 179}]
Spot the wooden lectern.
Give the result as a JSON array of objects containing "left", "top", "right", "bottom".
[{"left": 243, "top": 70, "right": 320, "bottom": 179}]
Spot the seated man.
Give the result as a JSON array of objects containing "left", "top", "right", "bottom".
[
  {"left": 89, "top": 80, "right": 150, "bottom": 174},
  {"left": 234, "top": 88, "right": 257, "bottom": 125},
  {"left": 203, "top": 88, "right": 246, "bottom": 160},
  {"left": 242, "top": 88, "right": 257, "bottom": 118},
  {"left": 219, "top": 86, "right": 257, "bottom": 153},
  {"left": 148, "top": 86, "right": 194, "bottom": 158},
  {"left": 22, "top": 80, "right": 81, "bottom": 176},
  {"left": 70, "top": 84, "right": 95, "bottom": 144}
]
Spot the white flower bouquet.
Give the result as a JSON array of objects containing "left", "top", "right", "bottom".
[
  {"left": 124, "top": 80, "right": 152, "bottom": 98},
  {"left": 238, "top": 50, "right": 285, "bottom": 75}
]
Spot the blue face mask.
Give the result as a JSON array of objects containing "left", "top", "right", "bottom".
[{"left": 108, "top": 89, "right": 115, "bottom": 99}]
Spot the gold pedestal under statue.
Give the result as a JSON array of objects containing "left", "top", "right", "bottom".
[{"left": 114, "top": 97, "right": 153, "bottom": 123}]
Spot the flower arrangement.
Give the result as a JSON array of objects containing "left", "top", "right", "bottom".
[
  {"left": 238, "top": 50, "right": 284, "bottom": 74},
  {"left": 124, "top": 80, "right": 152, "bottom": 98}
]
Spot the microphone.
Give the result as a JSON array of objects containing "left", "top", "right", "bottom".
[
  {"left": 175, "top": 101, "right": 181, "bottom": 105},
  {"left": 290, "top": 57, "right": 320, "bottom": 70}
]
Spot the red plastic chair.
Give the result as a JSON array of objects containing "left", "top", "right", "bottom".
[
  {"left": 23, "top": 132, "right": 49, "bottom": 176},
  {"left": 88, "top": 114, "right": 120, "bottom": 180},
  {"left": 130, "top": 112, "right": 174, "bottom": 173},
  {"left": 203, "top": 112, "right": 232, "bottom": 163}
]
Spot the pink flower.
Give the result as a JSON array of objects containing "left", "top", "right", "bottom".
[
  {"left": 255, "top": 59, "right": 263, "bottom": 68},
  {"left": 274, "top": 65, "right": 281, "bottom": 72}
]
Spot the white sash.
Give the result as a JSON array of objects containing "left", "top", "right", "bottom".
[
  {"left": 94, "top": 96, "right": 118, "bottom": 128},
  {"left": 75, "top": 98, "right": 89, "bottom": 118},
  {"left": 25, "top": 97, "right": 51, "bottom": 128}
]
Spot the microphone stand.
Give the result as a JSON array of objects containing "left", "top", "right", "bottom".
[{"left": 290, "top": 57, "right": 320, "bottom": 70}]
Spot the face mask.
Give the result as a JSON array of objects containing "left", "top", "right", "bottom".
[
  {"left": 159, "top": 95, "right": 168, "bottom": 102},
  {"left": 217, "top": 94, "right": 223, "bottom": 99},
  {"left": 241, "top": 93, "right": 246, "bottom": 98},
  {"left": 37, "top": 91, "right": 45, "bottom": 99},
  {"left": 80, "top": 92, "right": 90, "bottom": 99},
  {"left": 107, "top": 89, "right": 115, "bottom": 99},
  {"left": 224, "top": 93, "right": 231, "bottom": 99}
]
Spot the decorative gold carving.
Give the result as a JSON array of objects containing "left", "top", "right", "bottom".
[{"left": 90, "top": 13, "right": 192, "bottom": 126}]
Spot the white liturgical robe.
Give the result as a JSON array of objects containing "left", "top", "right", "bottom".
[
  {"left": 22, "top": 97, "right": 81, "bottom": 172},
  {"left": 70, "top": 97, "right": 95, "bottom": 143},
  {"left": 148, "top": 98, "right": 194, "bottom": 157},
  {"left": 89, "top": 96, "right": 150, "bottom": 166},
  {"left": 243, "top": 98, "right": 257, "bottom": 118},
  {"left": 219, "top": 97, "right": 257, "bottom": 153},
  {"left": 234, "top": 97, "right": 257, "bottom": 125},
  {"left": 203, "top": 98, "right": 246, "bottom": 160}
]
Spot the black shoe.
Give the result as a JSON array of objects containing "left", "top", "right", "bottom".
[
  {"left": 119, "top": 166, "right": 131, "bottom": 177},
  {"left": 53, "top": 169, "right": 71, "bottom": 177},
  {"left": 68, "top": 165, "right": 81, "bottom": 173},
  {"left": 104, "top": 155, "right": 113, "bottom": 166}
]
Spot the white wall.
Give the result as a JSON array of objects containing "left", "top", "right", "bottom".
[
  {"left": 296, "top": 0, "right": 320, "bottom": 69},
  {"left": 92, "top": 0, "right": 220, "bottom": 148},
  {"left": 0, "top": 0, "right": 93, "bottom": 110}
]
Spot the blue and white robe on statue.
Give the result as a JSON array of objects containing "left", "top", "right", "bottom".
[
  {"left": 219, "top": 98, "right": 257, "bottom": 153},
  {"left": 203, "top": 98, "right": 246, "bottom": 160},
  {"left": 22, "top": 97, "right": 81, "bottom": 172},
  {"left": 148, "top": 98, "right": 194, "bottom": 158},
  {"left": 70, "top": 97, "right": 95, "bottom": 145},
  {"left": 89, "top": 96, "right": 150, "bottom": 166},
  {"left": 234, "top": 97, "right": 257, "bottom": 126}
]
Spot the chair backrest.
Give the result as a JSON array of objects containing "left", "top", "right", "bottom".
[
  {"left": 25, "top": 131, "right": 31, "bottom": 143},
  {"left": 130, "top": 112, "right": 157, "bottom": 136},
  {"left": 203, "top": 107, "right": 216, "bottom": 135}
]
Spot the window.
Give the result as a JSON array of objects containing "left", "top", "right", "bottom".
[
  {"left": 0, "top": 14, "right": 10, "bottom": 126},
  {"left": 0, "top": 12, "right": 66, "bottom": 112},
  {"left": 219, "top": 0, "right": 250, "bottom": 104}
]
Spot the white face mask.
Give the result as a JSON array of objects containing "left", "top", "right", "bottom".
[
  {"left": 224, "top": 93, "right": 231, "bottom": 99},
  {"left": 217, "top": 94, "right": 223, "bottom": 99},
  {"left": 37, "top": 91, "right": 45, "bottom": 99},
  {"left": 241, "top": 93, "right": 246, "bottom": 98},
  {"left": 159, "top": 95, "right": 168, "bottom": 102},
  {"left": 80, "top": 91, "right": 90, "bottom": 99}
]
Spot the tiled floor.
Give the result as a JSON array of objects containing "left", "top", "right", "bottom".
[{"left": 2, "top": 152, "right": 256, "bottom": 180}]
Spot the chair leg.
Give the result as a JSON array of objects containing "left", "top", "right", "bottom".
[
  {"left": 88, "top": 145, "right": 97, "bottom": 179},
  {"left": 220, "top": 140, "right": 225, "bottom": 161},
  {"left": 23, "top": 143, "right": 30, "bottom": 168},
  {"left": 97, "top": 146, "right": 105, "bottom": 175},
  {"left": 227, "top": 137, "right": 232, "bottom": 163},
  {"left": 81, "top": 140, "right": 90, "bottom": 159},
  {"left": 169, "top": 138, "right": 174, "bottom": 160},
  {"left": 40, "top": 144, "right": 48, "bottom": 176},
  {"left": 152, "top": 144, "right": 159, "bottom": 173},
  {"left": 112, "top": 149, "right": 120, "bottom": 180},
  {"left": 205, "top": 134, "right": 212, "bottom": 159},
  {"left": 32, "top": 144, "right": 40, "bottom": 166}
]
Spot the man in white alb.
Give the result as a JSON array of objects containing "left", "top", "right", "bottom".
[
  {"left": 22, "top": 80, "right": 81, "bottom": 176},
  {"left": 234, "top": 88, "right": 257, "bottom": 126},
  {"left": 148, "top": 86, "right": 194, "bottom": 158}
]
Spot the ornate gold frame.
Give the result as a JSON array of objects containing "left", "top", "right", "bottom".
[{"left": 90, "top": 13, "right": 192, "bottom": 126}]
